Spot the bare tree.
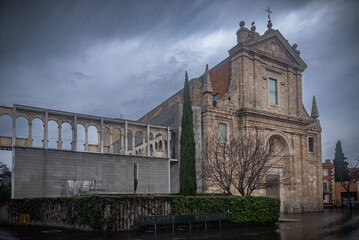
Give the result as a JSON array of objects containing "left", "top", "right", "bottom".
[
  {"left": 339, "top": 158, "right": 359, "bottom": 208},
  {"left": 203, "top": 132, "right": 290, "bottom": 196}
]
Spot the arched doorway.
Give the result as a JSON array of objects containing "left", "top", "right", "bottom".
[{"left": 265, "top": 131, "right": 293, "bottom": 212}]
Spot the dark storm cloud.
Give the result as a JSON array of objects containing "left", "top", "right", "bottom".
[{"left": 0, "top": 0, "right": 358, "bottom": 164}]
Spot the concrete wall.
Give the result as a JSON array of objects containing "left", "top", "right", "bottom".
[{"left": 13, "top": 146, "right": 178, "bottom": 199}]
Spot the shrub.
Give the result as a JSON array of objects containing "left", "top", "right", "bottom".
[
  {"left": 171, "top": 195, "right": 280, "bottom": 224},
  {"left": 0, "top": 188, "right": 11, "bottom": 203}
]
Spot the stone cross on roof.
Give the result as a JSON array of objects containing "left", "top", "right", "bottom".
[{"left": 266, "top": 7, "right": 272, "bottom": 20}]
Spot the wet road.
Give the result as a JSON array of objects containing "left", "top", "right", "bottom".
[{"left": 1, "top": 208, "right": 358, "bottom": 240}]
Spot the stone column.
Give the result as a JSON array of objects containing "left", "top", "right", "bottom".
[
  {"left": 85, "top": 127, "right": 89, "bottom": 151},
  {"left": 120, "top": 134, "right": 124, "bottom": 154},
  {"left": 72, "top": 114, "right": 77, "bottom": 151},
  {"left": 28, "top": 121, "right": 33, "bottom": 146},
  {"left": 168, "top": 159, "right": 171, "bottom": 193},
  {"left": 167, "top": 127, "right": 171, "bottom": 158},
  {"left": 146, "top": 124, "right": 150, "bottom": 156},
  {"left": 124, "top": 121, "right": 128, "bottom": 155},
  {"left": 100, "top": 118, "right": 104, "bottom": 153},
  {"left": 142, "top": 136, "right": 146, "bottom": 156},
  {"left": 11, "top": 105, "right": 16, "bottom": 199},
  {"left": 109, "top": 131, "right": 113, "bottom": 153},
  {"left": 57, "top": 123, "right": 62, "bottom": 150},
  {"left": 12, "top": 105, "right": 16, "bottom": 147},
  {"left": 132, "top": 133, "right": 135, "bottom": 155},
  {"left": 44, "top": 110, "right": 48, "bottom": 149}
]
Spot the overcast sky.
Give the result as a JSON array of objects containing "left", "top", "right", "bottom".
[{"left": 0, "top": 0, "right": 358, "bottom": 166}]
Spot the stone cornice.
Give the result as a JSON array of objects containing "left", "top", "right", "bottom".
[
  {"left": 236, "top": 108, "right": 312, "bottom": 126},
  {"left": 229, "top": 46, "right": 305, "bottom": 72}
]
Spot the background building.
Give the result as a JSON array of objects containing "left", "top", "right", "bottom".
[{"left": 322, "top": 159, "right": 335, "bottom": 207}]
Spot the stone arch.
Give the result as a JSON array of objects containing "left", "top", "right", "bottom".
[
  {"left": 61, "top": 122, "right": 72, "bottom": 150},
  {"left": 77, "top": 123, "right": 85, "bottom": 151},
  {"left": 16, "top": 115, "right": 30, "bottom": 122},
  {"left": 16, "top": 116, "right": 29, "bottom": 138},
  {"left": 32, "top": 118, "right": 44, "bottom": 147},
  {"left": 127, "top": 130, "right": 133, "bottom": 152},
  {"left": 88, "top": 125, "right": 98, "bottom": 145},
  {"left": 265, "top": 130, "right": 293, "bottom": 155},
  {"left": 48, "top": 120, "right": 58, "bottom": 149},
  {"left": 0, "top": 114, "right": 12, "bottom": 137},
  {"left": 159, "top": 140, "right": 163, "bottom": 151},
  {"left": 135, "top": 131, "right": 144, "bottom": 154},
  {"left": 103, "top": 126, "right": 111, "bottom": 147},
  {"left": 112, "top": 127, "right": 122, "bottom": 154},
  {"left": 150, "top": 144, "right": 153, "bottom": 156},
  {"left": 265, "top": 130, "right": 293, "bottom": 212}
]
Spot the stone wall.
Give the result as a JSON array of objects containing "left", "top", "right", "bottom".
[{"left": 12, "top": 147, "right": 178, "bottom": 199}]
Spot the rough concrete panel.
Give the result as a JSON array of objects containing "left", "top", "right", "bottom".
[
  {"left": 13, "top": 147, "right": 177, "bottom": 198},
  {"left": 46, "top": 150, "right": 77, "bottom": 197},
  {"left": 14, "top": 148, "right": 46, "bottom": 199},
  {"left": 170, "top": 161, "right": 179, "bottom": 193}
]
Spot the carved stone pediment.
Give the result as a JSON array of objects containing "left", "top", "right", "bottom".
[{"left": 244, "top": 30, "right": 307, "bottom": 70}]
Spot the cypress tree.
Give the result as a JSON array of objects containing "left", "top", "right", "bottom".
[
  {"left": 333, "top": 140, "right": 349, "bottom": 181},
  {"left": 179, "top": 72, "right": 197, "bottom": 195}
]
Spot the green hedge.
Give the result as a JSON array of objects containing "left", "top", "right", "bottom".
[
  {"left": 171, "top": 196, "right": 280, "bottom": 224},
  {"left": 10, "top": 195, "right": 279, "bottom": 231},
  {"left": 0, "top": 189, "right": 11, "bottom": 203}
]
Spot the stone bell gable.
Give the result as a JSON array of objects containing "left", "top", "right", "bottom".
[{"left": 207, "top": 20, "right": 310, "bottom": 121}]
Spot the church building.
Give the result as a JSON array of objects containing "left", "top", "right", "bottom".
[{"left": 139, "top": 20, "right": 323, "bottom": 213}]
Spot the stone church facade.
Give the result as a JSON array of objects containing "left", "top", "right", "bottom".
[{"left": 139, "top": 20, "right": 323, "bottom": 213}]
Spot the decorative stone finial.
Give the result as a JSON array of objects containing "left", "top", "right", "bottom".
[
  {"left": 292, "top": 44, "right": 301, "bottom": 54},
  {"left": 311, "top": 95, "right": 319, "bottom": 119},
  {"left": 203, "top": 64, "right": 213, "bottom": 94},
  {"left": 267, "top": 20, "right": 273, "bottom": 29},
  {"left": 239, "top": 21, "right": 245, "bottom": 28},
  {"left": 251, "top": 21, "right": 256, "bottom": 32}
]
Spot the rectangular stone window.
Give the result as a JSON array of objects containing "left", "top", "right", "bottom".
[
  {"left": 308, "top": 137, "right": 314, "bottom": 152},
  {"left": 323, "top": 194, "right": 329, "bottom": 203},
  {"left": 323, "top": 182, "right": 328, "bottom": 192},
  {"left": 213, "top": 93, "right": 219, "bottom": 102},
  {"left": 269, "top": 78, "right": 278, "bottom": 105},
  {"left": 219, "top": 123, "right": 227, "bottom": 142},
  {"left": 323, "top": 169, "right": 328, "bottom": 176}
]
